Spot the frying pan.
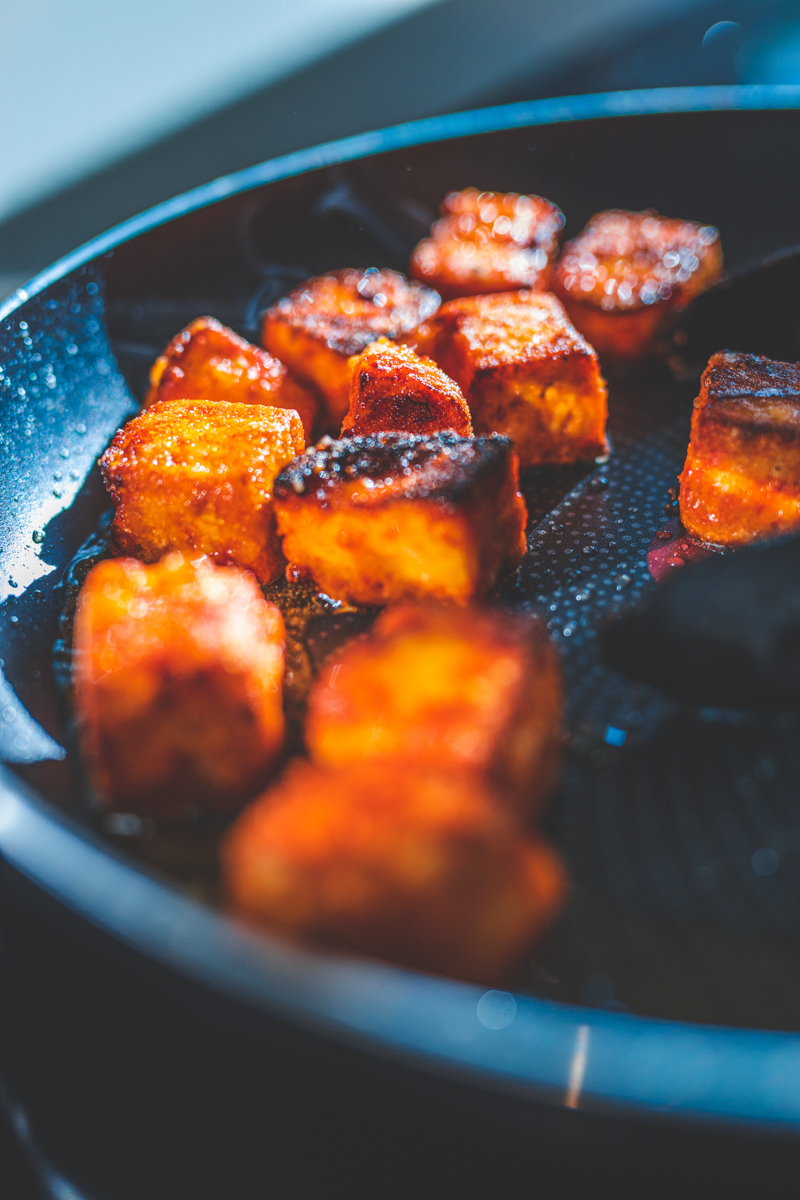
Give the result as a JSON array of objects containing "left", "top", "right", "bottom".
[{"left": 4, "top": 87, "right": 800, "bottom": 1198}]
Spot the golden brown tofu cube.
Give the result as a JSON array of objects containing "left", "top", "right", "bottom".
[
  {"left": 306, "top": 603, "right": 562, "bottom": 816},
  {"left": 101, "top": 399, "right": 305, "bottom": 584},
  {"left": 341, "top": 338, "right": 472, "bottom": 437},
  {"left": 679, "top": 351, "right": 800, "bottom": 546},
  {"left": 410, "top": 290, "right": 608, "bottom": 467},
  {"left": 74, "top": 552, "right": 285, "bottom": 816},
  {"left": 272, "top": 431, "right": 528, "bottom": 606},
  {"left": 551, "top": 210, "right": 723, "bottom": 361},
  {"left": 410, "top": 187, "right": 564, "bottom": 300},
  {"left": 222, "top": 760, "right": 567, "bottom": 984},
  {"left": 144, "top": 316, "right": 319, "bottom": 440},
  {"left": 262, "top": 268, "right": 440, "bottom": 427}
]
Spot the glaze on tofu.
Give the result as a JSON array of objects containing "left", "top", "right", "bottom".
[
  {"left": 222, "top": 760, "right": 567, "bottom": 983},
  {"left": 101, "top": 399, "right": 305, "bottom": 584},
  {"left": 262, "top": 268, "right": 441, "bottom": 428},
  {"left": 410, "top": 187, "right": 564, "bottom": 300},
  {"left": 144, "top": 316, "right": 319, "bottom": 440},
  {"left": 679, "top": 351, "right": 800, "bottom": 546},
  {"left": 410, "top": 290, "right": 608, "bottom": 467},
  {"left": 552, "top": 210, "right": 723, "bottom": 361},
  {"left": 306, "top": 603, "right": 562, "bottom": 815},
  {"left": 272, "top": 431, "right": 528, "bottom": 606},
  {"left": 74, "top": 553, "right": 285, "bottom": 816},
  {"left": 341, "top": 338, "right": 472, "bottom": 437}
]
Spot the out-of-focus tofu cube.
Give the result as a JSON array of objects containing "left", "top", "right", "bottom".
[
  {"left": 222, "top": 760, "right": 567, "bottom": 983},
  {"left": 306, "top": 603, "right": 562, "bottom": 816},
  {"left": 262, "top": 268, "right": 440, "bottom": 427},
  {"left": 679, "top": 351, "right": 800, "bottom": 545},
  {"left": 101, "top": 399, "right": 305, "bottom": 584},
  {"left": 73, "top": 552, "right": 285, "bottom": 816},
  {"left": 410, "top": 187, "right": 564, "bottom": 300},
  {"left": 551, "top": 209, "right": 723, "bottom": 361},
  {"left": 272, "top": 431, "right": 527, "bottom": 606},
  {"left": 410, "top": 290, "right": 608, "bottom": 467},
  {"left": 144, "top": 316, "right": 319, "bottom": 440},
  {"left": 341, "top": 338, "right": 472, "bottom": 437}
]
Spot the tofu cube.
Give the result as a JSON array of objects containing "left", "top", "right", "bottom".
[
  {"left": 222, "top": 760, "right": 567, "bottom": 984},
  {"left": 680, "top": 351, "right": 800, "bottom": 545},
  {"left": 410, "top": 187, "right": 563, "bottom": 300},
  {"left": 74, "top": 553, "right": 285, "bottom": 815},
  {"left": 410, "top": 290, "right": 608, "bottom": 467},
  {"left": 272, "top": 431, "right": 528, "bottom": 606},
  {"left": 101, "top": 399, "right": 305, "bottom": 584},
  {"left": 145, "top": 316, "right": 319, "bottom": 440},
  {"left": 551, "top": 209, "right": 723, "bottom": 361},
  {"left": 341, "top": 338, "right": 472, "bottom": 437},
  {"left": 306, "top": 603, "right": 562, "bottom": 816},
  {"left": 262, "top": 268, "right": 440, "bottom": 427}
]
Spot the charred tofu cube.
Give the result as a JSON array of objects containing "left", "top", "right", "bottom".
[
  {"left": 144, "top": 316, "right": 319, "bottom": 440},
  {"left": 222, "top": 760, "right": 567, "bottom": 983},
  {"left": 262, "top": 268, "right": 440, "bottom": 427},
  {"left": 306, "top": 603, "right": 562, "bottom": 816},
  {"left": 410, "top": 290, "right": 608, "bottom": 467},
  {"left": 272, "top": 432, "right": 527, "bottom": 606},
  {"left": 74, "top": 553, "right": 285, "bottom": 816},
  {"left": 551, "top": 210, "right": 723, "bottom": 361},
  {"left": 101, "top": 400, "right": 305, "bottom": 584},
  {"left": 410, "top": 187, "right": 564, "bottom": 300},
  {"left": 679, "top": 351, "right": 800, "bottom": 546},
  {"left": 341, "top": 338, "right": 472, "bottom": 437}
]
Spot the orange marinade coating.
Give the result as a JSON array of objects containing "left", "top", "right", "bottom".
[
  {"left": 101, "top": 399, "right": 305, "bottom": 584},
  {"left": 306, "top": 603, "right": 562, "bottom": 817},
  {"left": 262, "top": 268, "right": 440, "bottom": 428},
  {"left": 222, "top": 760, "right": 567, "bottom": 984},
  {"left": 410, "top": 290, "right": 608, "bottom": 467},
  {"left": 341, "top": 338, "right": 472, "bottom": 437},
  {"left": 272, "top": 431, "right": 528, "bottom": 607},
  {"left": 144, "top": 316, "right": 319, "bottom": 441},
  {"left": 74, "top": 552, "right": 285, "bottom": 816},
  {"left": 410, "top": 187, "right": 564, "bottom": 300},
  {"left": 551, "top": 209, "right": 723, "bottom": 360},
  {"left": 679, "top": 351, "right": 800, "bottom": 546}
]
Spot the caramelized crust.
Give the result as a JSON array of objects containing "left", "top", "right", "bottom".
[
  {"left": 679, "top": 351, "right": 800, "bottom": 545},
  {"left": 74, "top": 553, "right": 285, "bottom": 816},
  {"left": 411, "top": 187, "right": 563, "bottom": 300},
  {"left": 410, "top": 290, "right": 608, "bottom": 467},
  {"left": 306, "top": 603, "right": 562, "bottom": 815},
  {"left": 552, "top": 210, "right": 723, "bottom": 360},
  {"left": 262, "top": 269, "right": 440, "bottom": 427},
  {"left": 144, "top": 316, "right": 319, "bottom": 440},
  {"left": 222, "top": 760, "right": 567, "bottom": 984},
  {"left": 272, "top": 432, "right": 528, "bottom": 605},
  {"left": 101, "top": 399, "right": 305, "bottom": 584},
  {"left": 341, "top": 338, "right": 472, "bottom": 437}
]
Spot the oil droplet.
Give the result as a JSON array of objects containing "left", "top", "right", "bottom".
[
  {"left": 32, "top": 530, "right": 44, "bottom": 544},
  {"left": 667, "top": 555, "right": 684, "bottom": 567}
]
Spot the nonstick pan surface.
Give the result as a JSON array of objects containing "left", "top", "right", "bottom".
[{"left": 4, "top": 88, "right": 800, "bottom": 1148}]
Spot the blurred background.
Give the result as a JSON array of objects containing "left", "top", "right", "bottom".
[{"left": 2, "top": 0, "right": 800, "bottom": 299}]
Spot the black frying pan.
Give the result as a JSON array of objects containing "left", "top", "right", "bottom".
[{"left": 4, "top": 88, "right": 800, "bottom": 1199}]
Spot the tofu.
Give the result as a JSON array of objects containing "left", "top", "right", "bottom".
[
  {"left": 222, "top": 760, "right": 567, "bottom": 983},
  {"left": 306, "top": 603, "right": 562, "bottom": 816},
  {"left": 341, "top": 338, "right": 472, "bottom": 437},
  {"left": 144, "top": 316, "right": 319, "bottom": 440},
  {"left": 410, "top": 187, "right": 564, "bottom": 300},
  {"left": 679, "top": 351, "right": 800, "bottom": 546},
  {"left": 262, "top": 269, "right": 440, "bottom": 427},
  {"left": 101, "top": 399, "right": 305, "bottom": 584},
  {"left": 272, "top": 431, "right": 528, "bottom": 606},
  {"left": 73, "top": 553, "right": 285, "bottom": 816},
  {"left": 551, "top": 209, "right": 723, "bottom": 361},
  {"left": 410, "top": 290, "right": 608, "bottom": 467}
]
